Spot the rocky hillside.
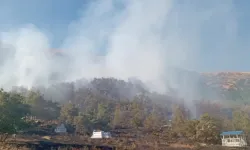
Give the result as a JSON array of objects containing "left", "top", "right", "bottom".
[
  {"left": 188, "top": 72, "right": 250, "bottom": 103},
  {"left": 202, "top": 72, "right": 250, "bottom": 90}
]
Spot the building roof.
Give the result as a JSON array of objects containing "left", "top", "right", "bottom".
[{"left": 220, "top": 131, "right": 244, "bottom": 136}]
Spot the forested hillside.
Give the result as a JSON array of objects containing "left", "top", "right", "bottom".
[{"left": 2, "top": 76, "right": 250, "bottom": 149}]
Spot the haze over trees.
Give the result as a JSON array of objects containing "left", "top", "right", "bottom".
[{"left": 1, "top": 77, "right": 250, "bottom": 145}]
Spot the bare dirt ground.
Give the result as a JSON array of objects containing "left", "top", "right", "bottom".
[
  {"left": 1, "top": 135, "right": 249, "bottom": 150},
  {"left": 0, "top": 135, "right": 250, "bottom": 150}
]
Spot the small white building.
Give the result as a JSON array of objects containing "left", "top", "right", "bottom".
[
  {"left": 220, "top": 131, "right": 247, "bottom": 147},
  {"left": 91, "top": 130, "right": 111, "bottom": 139},
  {"left": 55, "top": 123, "right": 67, "bottom": 133}
]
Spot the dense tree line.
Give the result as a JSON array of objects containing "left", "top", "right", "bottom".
[{"left": 1, "top": 77, "right": 250, "bottom": 144}]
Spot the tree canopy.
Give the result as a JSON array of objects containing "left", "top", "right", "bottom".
[{"left": 0, "top": 89, "right": 30, "bottom": 134}]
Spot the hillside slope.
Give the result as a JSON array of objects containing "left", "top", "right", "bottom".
[
  {"left": 164, "top": 68, "right": 250, "bottom": 103},
  {"left": 201, "top": 72, "right": 250, "bottom": 103}
]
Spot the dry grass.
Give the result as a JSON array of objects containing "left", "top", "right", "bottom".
[{"left": 2, "top": 135, "right": 249, "bottom": 150}]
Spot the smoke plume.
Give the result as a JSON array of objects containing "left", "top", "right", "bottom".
[{"left": 0, "top": 0, "right": 236, "bottom": 96}]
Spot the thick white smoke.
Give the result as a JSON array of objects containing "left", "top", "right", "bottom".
[
  {"left": 0, "top": 25, "right": 51, "bottom": 88},
  {"left": 0, "top": 0, "right": 235, "bottom": 95}
]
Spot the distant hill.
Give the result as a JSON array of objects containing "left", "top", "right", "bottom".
[
  {"left": 201, "top": 72, "right": 250, "bottom": 103},
  {"left": 173, "top": 70, "right": 250, "bottom": 104}
]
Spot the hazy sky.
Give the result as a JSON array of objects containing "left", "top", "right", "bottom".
[{"left": 0, "top": 0, "right": 250, "bottom": 90}]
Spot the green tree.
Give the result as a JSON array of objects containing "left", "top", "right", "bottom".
[
  {"left": 221, "top": 118, "right": 233, "bottom": 131},
  {"left": 0, "top": 89, "right": 30, "bottom": 135},
  {"left": 73, "top": 114, "right": 86, "bottom": 135},
  {"left": 131, "top": 113, "right": 143, "bottom": 128},
  {"left": 232, "top": 110, "right": 250, "bottom": 133},
  {"left": 131, "top": 101, "right": 144, "bottom": 128},
  {"left": 97, "top": 103, "right": 108, "bottom": 120},
  {"left": 113, "top": 105, "right": 121, "bottom": 128},
  {"left": 172, "top": 105, "right": 186, "bottom": 134},
  {"left": 25, "top": 91, "right": 60, "bottom": 120},
  {"left": 144, "top": 111, "right": 161, "bottom": 130},
  {"left": 184, "top": 120, "right": 199, "bottom": 141},
  {"left": 59, "top": 103, "right": 79, "bottom": 124},
  {"left": 195, "top": 113, "right": 220, "bottom": 144}
]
